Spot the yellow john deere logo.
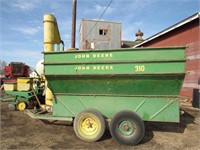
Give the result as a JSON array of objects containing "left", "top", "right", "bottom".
[{"left": 75, "top": 53, "right": 113, "bottom": 59}]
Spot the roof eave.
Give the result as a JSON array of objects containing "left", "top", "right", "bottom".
[{"left": 133, "top": 12, "right": 200, "bottom": 48}]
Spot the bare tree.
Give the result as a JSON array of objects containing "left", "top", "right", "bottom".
[{"left": 0, "top": 60, "right": 7, "bottom": 77}]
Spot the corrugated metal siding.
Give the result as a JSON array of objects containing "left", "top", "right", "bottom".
[
  {"left": 79, "top": 19, "right": 121, "bottom": 50},
  {"left": 135, "top": 18, "right": 199, "bottom": 99},
  {"left": 180, "top": 42, "right": 200, "bottom": 98}
]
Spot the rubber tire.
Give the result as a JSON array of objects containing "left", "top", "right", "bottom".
[
  {"left": 16, "top": 101, "right": 27, "bottom": 111},
  {"left": 73, "top": 109, "right": 106, "bottom": 142},
  {"left": 109, "top": 110, "right": 145, "bottom": 145}
]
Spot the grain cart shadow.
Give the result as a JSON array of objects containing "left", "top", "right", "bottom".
[
  {"left": 41, "top": 119, "right": 73, "bottom": 126},
  {"left": 100, "top": 129, "right": 112, "bottom": 141},
  {"left": 139, "top": 111, "right": 196, "bottom": 144},
  {"left": 144, "top": 111, "right": 195, "bottom": 134}
]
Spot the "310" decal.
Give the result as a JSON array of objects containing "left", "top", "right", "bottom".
[{"left": 135, "top": 65, "right": 145, "bottom": 72}]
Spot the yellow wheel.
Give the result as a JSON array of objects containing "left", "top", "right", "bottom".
[
  {"left": 17, "top": 101, "right": 26, "bottom": 111},
  {"left": 73, "top": 109, "right": 105, "bottom": 142}
]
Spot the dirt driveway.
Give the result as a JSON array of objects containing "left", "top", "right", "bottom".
[{"left": 1, "top": 100, "right": 200, "bottom": 150}]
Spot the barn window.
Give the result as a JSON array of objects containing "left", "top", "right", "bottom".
[{"left": 99, "top": 29, "right": 107, "bottom": 35}]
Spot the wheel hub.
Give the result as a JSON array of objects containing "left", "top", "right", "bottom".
[
  {"left": 81, "top": 118, "right": 98, "bottom": 135},
  {"left": 118, "top": 121, "right": 136, "bottom": 136},
  {"left": 17, "top": 102, "right": 26, "bottom": 111}
]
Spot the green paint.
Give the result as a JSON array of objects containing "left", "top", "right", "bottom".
[
  {"left": 47, "top": 75, "right": 184, "bottom": 96},
  {"left": 45, "top": 62, "right": 185, "bottom": 75},
  {"left": 44, "top": 47, "right": 185, "bottom": 64},
  {"left": 52, "top": 95, "right": 180, "bottom": 122},
  {"left": 43, "top": 47, "right": 186, "bottom": 123},
  {"left": 118, "top": 121, "right": 135, "bottom": 136}
]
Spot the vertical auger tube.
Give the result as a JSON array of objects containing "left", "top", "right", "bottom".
[
  {"left": 43, "top": 14, "right": 62, "bottom": 52},
  {"left": 44, "top": 14, "right": 55, "bottom": 52},
  {"left": 43, "top": 14, "right": 58, "bottom": 109}
]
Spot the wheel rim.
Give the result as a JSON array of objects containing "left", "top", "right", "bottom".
[
  {"left": 110, "top": 110, "right": 145, "bottom": 145},
  {"left": 118, "top": 120, "right": 136, "bottom": 136},
  {"left": 17, "top": 102, "right": 26, "bottom": 110},
  {"left": 74, "top": 109, "right": 105, "bottom": 142},
  {"left": 80, "top": 117, "right": 98, "bottom": 136}
]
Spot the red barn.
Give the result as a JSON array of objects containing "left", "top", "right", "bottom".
[{"left": 134, "top": 12, "right": 200, "bottom": 99}]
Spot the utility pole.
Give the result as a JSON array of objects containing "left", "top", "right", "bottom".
[{"left": 71, "top": 0, "right": 77, "bottom": 49}]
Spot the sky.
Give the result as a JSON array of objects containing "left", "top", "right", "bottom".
[{"left": 0, "top": 0, "right": 199, "bottom": 68}]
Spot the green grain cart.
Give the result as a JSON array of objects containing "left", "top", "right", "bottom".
[
  {"left": 27, "top": 45, "right": 186, "bottom": 145},
  {"left": 26, "top": 14, "right": 186, "bottom": 145}
]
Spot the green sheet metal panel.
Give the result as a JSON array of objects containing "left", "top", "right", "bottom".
[
  {"left": 47, "top": 75, "right": 184, "bottom": 95},
  {"left": 52, "top": 95, "right": 180, "bottom": 122},
  {"left": 44, "top": 47, "right": 185, "bottom": 96},
  {"left": 44, "top": 47, "right": 185, "bottom": 63},
  {"left": 45, "top": 62, "right": 185, "bottom": 75},
  {"left": 44, "top": 47, "right": 186, "bottom": 123},
  {"left": 44, "top": 47, "right": 185, "bottom": 77}
]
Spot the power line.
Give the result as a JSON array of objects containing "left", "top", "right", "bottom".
[{"left": 83, "top": 0, "right": 113, "bottom": 41}]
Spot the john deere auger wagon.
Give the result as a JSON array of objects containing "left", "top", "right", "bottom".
[{"left": 26, "top": 12, "right": 186, "bottom": 146}]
